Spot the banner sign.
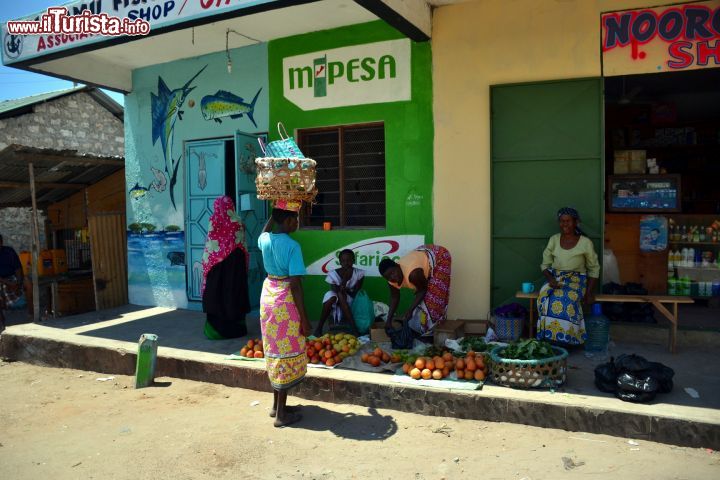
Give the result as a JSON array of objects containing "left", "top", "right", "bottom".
[
  {"left": 2, "top": 0, "right": 277, "bottom": 64},
  {"left": 305, "top": 235, "right": 424, "bottom": 276},
  {"left": 282, "top": 39, "right": 411, "bottom": 110},
  {"left": 602, "top": 1, "right": 720, "bottom": 76}
]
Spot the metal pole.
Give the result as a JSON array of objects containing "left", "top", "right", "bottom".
[{"left": 28, "top": 163, "right": 41, "bottom": 322}]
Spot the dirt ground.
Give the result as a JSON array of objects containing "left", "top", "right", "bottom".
[{"left": 0, "top": 361, "right": 718, "bottom": 480}]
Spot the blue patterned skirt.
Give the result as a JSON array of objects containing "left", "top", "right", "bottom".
[{"left": 536, "top": 270, "right": 587, "bottom": 345}]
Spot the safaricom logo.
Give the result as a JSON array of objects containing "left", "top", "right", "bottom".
[{"left": 288, "top": 53, "right": 397, "bottom": 97}]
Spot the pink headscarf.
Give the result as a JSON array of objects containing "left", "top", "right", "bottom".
[{"left": 201, "top": 196, "right": 249, "bottom": 295}]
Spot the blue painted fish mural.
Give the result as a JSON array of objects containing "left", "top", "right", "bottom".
[
  {"left": 200, "top": 88, "right": 261, "bottom": 128},
  {"left": 150, "top": 65, "right": 207, "bottom": 209},
  {"left": 129, "top": 182, "right": 150, "bottom": 200}
]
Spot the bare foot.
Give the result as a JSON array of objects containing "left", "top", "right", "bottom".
[
  {"left": 269, "top": 405, "right": 301, "bottom": 418},
  {"left": 273, "top": 411, "right": 302, "bottom": 428}
]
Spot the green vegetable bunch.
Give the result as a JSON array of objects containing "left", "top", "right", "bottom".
[
  {"left": 459, "top": 337, "right": 490, "bottom": 353},
  {"left": 499, "top": 339, "right": 556, "bottom": 360}
]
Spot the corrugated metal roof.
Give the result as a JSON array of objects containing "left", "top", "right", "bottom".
[
  {"left": 0, "top": 86, "right": 86, "bottom": 118},
  {"left": 0, "top": 86, "right": 123, "bottom": 121},
  {"left": 0, "top": 144, "right": 124, "bottom": 208}
]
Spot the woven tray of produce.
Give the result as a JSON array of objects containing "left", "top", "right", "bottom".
[{"left": 489, "top": 340, "right": 568, "bottom": 389}]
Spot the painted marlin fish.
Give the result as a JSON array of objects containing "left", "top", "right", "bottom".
[
  {"left": 129, "top": 182, "right": 150, "bottom": 200},
  {"left": 200, "top": 88, "right": 261, "bottom": 127},
  {"left": 151, "top": 65, "right": 207, "bottom": 169}
]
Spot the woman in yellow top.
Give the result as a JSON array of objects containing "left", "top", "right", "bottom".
[
  {"left": 537, "top": 207, "right": 600, "bottom": 346},
  {"left": 379, "top": 245, "right": 452, "bottom": 336}
]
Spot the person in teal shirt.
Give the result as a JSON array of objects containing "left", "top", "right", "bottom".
[{"left": 257, "top": 199, "right": 310, "bottom": 428}]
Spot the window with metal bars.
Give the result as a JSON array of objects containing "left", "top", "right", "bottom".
[{"left": 298, "top": 123, "right": 385, "bottom": 228}]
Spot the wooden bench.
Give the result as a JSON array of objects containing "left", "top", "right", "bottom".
[{"left": 516, "top": 291, "right": 694, "bottom": 353}]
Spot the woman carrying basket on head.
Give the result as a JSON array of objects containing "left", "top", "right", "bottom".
[{"left": 258, "top": 199, "right": 311, "bottom": 427}]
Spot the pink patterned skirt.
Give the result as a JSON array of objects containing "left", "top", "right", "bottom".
[
  {"left": 260, "top": 276, "right": 307, "bottom": 390},
  {"left": 413, "top": 245, "right": 452, "bottom": 335}
]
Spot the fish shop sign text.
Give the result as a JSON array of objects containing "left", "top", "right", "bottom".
[{"left": 282, "top": 39, "right": 411, "bottom": 111}]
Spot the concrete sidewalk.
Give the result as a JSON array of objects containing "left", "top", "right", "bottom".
[{"left": 1, "top": 305, "right": 719, "bottom": 449}]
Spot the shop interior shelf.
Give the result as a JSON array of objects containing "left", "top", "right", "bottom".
[{"left": 669, "top": 241, "right": 720, "bottom": 246}]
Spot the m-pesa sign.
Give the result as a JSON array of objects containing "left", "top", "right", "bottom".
[
  {"left": 602, "top": 1, "right": 720, "bottom": 76},
  {"left": 282, "top": 39, "right": 411, "bottom": 111},
  {"left": 306, "top": 235, "right": 424, "bottom": 276}
]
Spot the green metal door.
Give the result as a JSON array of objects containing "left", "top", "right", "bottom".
[{"left": 491, "top": 78, "right": 604, "bottom": 308}]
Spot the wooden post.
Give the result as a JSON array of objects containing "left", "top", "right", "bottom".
[{"left": 28, "top": 163, "right": 41, "bottom": 322}]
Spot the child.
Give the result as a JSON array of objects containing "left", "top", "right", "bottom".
[{"left": 313, "top": 249, "right": 364, "bottom": 336}]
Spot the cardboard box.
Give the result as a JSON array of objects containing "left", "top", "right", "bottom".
[
  {"left": 462, "top": 319, "right": 489, "bottom": 336},
  {"left": 613, "top": 150, "right": 630, "bottom": 174},
  {"left": 629, "top": 150, "right": 647, "bottom": 173},
  {"left": 434, "top": 320, "right": 465, "bottom": 347},
  {"left": 370, "top": 321, "right": 392, "bottom": 343}
]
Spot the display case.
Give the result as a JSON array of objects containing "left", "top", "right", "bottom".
[
  {"left": 666, "top": 214, "right": 720, "bottom": 298},
  {"left": 608, "top": 174, "right": 681, "bottom": 213}
]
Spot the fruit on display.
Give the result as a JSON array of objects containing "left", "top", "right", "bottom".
[
  {"left": 361, "top": 344, "right": 400, "bottom": 368},
  {"left": 239, "top": 339, "right": 264, "bottom": 359},
  {"left": 401, "top": 350, "right": 489, "bottom": 381},
  {"left": 306, "top": 333, "right": 359, "bottom": 367}
]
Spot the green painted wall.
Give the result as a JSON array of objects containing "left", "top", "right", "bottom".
[{"left": 268, "top": 21, "right": 434, "bottom": 321}]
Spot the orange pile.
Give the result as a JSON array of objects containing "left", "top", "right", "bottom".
[
  {"left": 239, "top": 339, "right": 264, "bottom": 359},
  {"left": 402, "top": 351, "right": 488, "bottom": 381},
  {"left": 361, "top": 347, "right": 401, "bottom": 367}
]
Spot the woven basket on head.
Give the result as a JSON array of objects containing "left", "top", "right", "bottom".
[
  {"left": 489, "top": 345, "right": 568, "bottom": 389},
  {"left": 255, "top": 157, "right": 318, "bottom": 203}
]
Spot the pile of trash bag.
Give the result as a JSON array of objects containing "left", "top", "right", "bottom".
[
  {"left": 601, "top": 282, "right": 656, "bottom": 323},
  {"left": 594, "top": 354, "right": 675, "bottom": 403}
]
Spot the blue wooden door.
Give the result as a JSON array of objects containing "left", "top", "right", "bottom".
[
  {"left": 235, "top": 131, "right": 267, "bottom": 308},
  {"left": 186, "top": 140, "right": 226, "bottom": 302}
]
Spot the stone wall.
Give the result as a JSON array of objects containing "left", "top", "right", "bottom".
[
  {"left": 0, "top": 207, "right": 46, "bottom": 254},
  {"left": 0, "top": 90, "right": 123, "bottom": 156}
]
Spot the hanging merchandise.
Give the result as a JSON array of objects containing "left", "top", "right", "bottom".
[
  {"left": 602, "top": 248, "right": 621, "bottom": 285},
  {"left": 639, "top": 215, "right": 668, "bottom": 252}
]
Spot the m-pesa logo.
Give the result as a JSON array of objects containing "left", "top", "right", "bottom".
[{"left": 283, "top": 39, "right": 410, "bottom": 111}]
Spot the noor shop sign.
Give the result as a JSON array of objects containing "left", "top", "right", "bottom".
[
  {"left": 306, "top": 235, "right": 424, "bottom": 276},
  {"left": 2, "top": 0, "right": 277, "bottom": 64},
  {"left": 602, "top": 1, "right": 720, "bottom": 76}
]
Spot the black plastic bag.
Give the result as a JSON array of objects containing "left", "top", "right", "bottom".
[
  {"left": 625, "top": 282, "right": 648, "bottom": 295},
  {"left": 616, "top": 372, "right": 659, "bottom": 393},
  {"left": 616, "top": 389, "right": 657, "bottom": 403},
  {"left": 594, "top": 361, "right": 618, "bottom": 393},
  {"left": 614, "top": 354, "right": 650, "bottom": 373},
  {"left": 386, "top": 321, "right": 414, "bottom": 349},
  {"left": 644, "top": 362, "right": 675, "bottom": 394}
]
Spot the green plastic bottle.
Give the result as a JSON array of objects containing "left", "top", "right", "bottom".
[{"left": 135, "top": 333, "right": 158, "bottom": 389}]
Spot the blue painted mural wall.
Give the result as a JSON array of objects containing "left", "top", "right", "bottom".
[{"left": 125, "top": 43, "right": 269, "bottom": 309}]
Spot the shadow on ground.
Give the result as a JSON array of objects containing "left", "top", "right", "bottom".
[{"left": 289, "top": 405, "right": 398, "bottom": 441}]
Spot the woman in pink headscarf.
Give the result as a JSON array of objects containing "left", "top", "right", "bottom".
[{"left": 201, "top": 196, "right": 251, "bottom": 339}]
